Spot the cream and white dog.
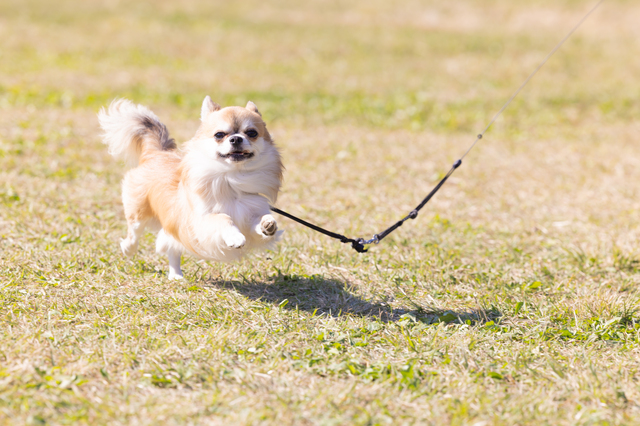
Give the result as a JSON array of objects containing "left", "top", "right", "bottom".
[{"left": 98, "top": 97, "right": 283, "bottom": 279}]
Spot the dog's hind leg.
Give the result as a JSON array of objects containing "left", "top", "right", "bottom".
[
  {"left": 156, "top": 229, "right": 184, "bottom": 280},
  {"left": 120, "top": 170, "right": 155, "bottom": 257},
  {"left": 121, "top": 218, "right": 147, "bottom": 257}
]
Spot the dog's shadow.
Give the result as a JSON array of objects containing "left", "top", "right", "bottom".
[{"left": 205, "top": 273, "right": 501, "bottom": 324}]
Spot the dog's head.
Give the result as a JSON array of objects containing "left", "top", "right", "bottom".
[
  {"left": 186, "top": 96, "right": 283, "bottom": 202},
  {"left": 193, "top": 96, "right": 272, "bottom": 166}
]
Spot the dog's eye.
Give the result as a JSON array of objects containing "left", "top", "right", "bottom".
[
  {"left": 214, "top": 132, "right": 226, "bottom": 139},
  {"left": 245, "top": 129, "right": 258, "bottom": 138}
]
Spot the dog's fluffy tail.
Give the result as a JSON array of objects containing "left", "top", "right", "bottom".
[{"left": 98, "top": 99, "right": 176, "bottom": 167}]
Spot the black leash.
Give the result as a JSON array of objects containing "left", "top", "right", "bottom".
[
  {"left": 269, "top": 206, "right": 368, "bottom": 252},
  {"left": 270, "top": 157, "right": 463, "bottom": 253},
  {"left": 271, "top": 0, "right": 603, "bottom": 253}
]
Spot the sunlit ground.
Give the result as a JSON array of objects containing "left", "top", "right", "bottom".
[{"left": 1, "top": 0, "right": 640, "bottom": 424}]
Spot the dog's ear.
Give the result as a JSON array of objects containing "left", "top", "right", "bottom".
[
  {"left": 201, "top": 96, "right": 221, "bottom": 121},
  {"left": 246, "top": 101, "right": 261, "bottom": 117}
]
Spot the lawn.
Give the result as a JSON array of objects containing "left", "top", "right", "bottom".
[{"left": 1, "top": 0, "right": 640, "bottom": 424}]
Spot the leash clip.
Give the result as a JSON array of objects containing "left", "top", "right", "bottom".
[{"left": 359, "top": 234, "right": 380, "bottom": 245}]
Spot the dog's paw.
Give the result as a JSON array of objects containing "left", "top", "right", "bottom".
[
  {"left": 222, "top": 227, "right": 246, "bottom": 249},
  {"left": 258, "top": 215, "right": 278, "bottom": 237},
  {"left": 120, "top": 238, "right": 138, "bottom": 257},
  {"left": 168, "top": 271, "right": 184, "bottom": 280}
]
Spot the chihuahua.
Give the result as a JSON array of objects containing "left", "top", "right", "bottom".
[{"left": 98, "top": 97, "right": 283, "bottom": 279}]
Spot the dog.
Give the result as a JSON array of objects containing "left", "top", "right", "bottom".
[{"left": 98, "top": 97, "right": 283, "bottom": 279}]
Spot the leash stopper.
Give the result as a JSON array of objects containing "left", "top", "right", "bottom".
[{"left": 352, "top": 238, "right": 368, "bottom": 253}]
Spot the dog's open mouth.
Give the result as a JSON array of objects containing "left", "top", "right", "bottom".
[{"left": 218, "top": 151, "right": 255, "bottom": 162}]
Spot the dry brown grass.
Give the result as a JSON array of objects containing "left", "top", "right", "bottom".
[{"left": 1, "top": 0, "right": 640, "bottom": 424}]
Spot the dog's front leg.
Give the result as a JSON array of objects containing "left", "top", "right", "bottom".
[
  {"left": 254, "top": 214, "right": 278, "bottom": 238},
  {"left": 167, "top": 251, "right": 183, "bottom": 280},
  {"left": 203, "top": 213, "right": 246, "bottom": 249},
  {"left": 156, "top": 229, "right": 184, "bottom": 280}
]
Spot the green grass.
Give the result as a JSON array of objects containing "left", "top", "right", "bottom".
[{"left": 2, "top": 0, "right": 640, "bottom": 424}]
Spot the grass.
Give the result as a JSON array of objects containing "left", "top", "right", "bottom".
[{"left": 1, "top": 0, "right": 640, "bottom": 424}]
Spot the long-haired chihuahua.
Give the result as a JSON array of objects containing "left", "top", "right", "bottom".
[{"left": 98, "top": 97, "right": 283, "bottom": 279}]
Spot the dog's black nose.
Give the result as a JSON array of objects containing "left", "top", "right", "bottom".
[{"left": 229, "top": 135, "right": 243, "bottom": 145}]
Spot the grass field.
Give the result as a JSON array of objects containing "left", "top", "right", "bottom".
[{"left": 1, "top": 0, "right": 640, "bottom": 424}]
